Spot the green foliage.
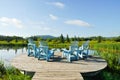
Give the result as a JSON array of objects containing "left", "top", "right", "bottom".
[
  {"left": 0, "top": 40, "right": 27, "bottom": 46},
  {"left": 89, "top": 41, "right": 120, "bottom": 80},
  {"left": 0, "top": 62, "right": 31, "bottom": 80},
  {"left": 0, "top": 62, "right": 6, "bottom": 78},
  {"left": 6, "top": 66, "right": 31, "bottom": 80},
  {"left": 0, "top": 35, "right": 24, "bottom": 42},
  {"left": 48, "top": 42, "right": 70, "bottom": 49},
  {"left": 114, "top": 36, "right": 120, "bottom": 42},
  {"left": 101, "top": 70, "right": 120, "bottom": 80},
  {"left": 97, "top": 36, "right": 102, "bottom": 43},
  {"left": 46, "top": 38, "right": 52, "bottom": 42},
  {"left": 74, "top": 36, "right": 77, "bottom": 41},
  {"left": 60, "top": 34, "right": 65, "bottom": 43},
  {"left": 83, "top": 41, "right": 120, "bottom": 80},
  {"left": 66, "top": 34, "right": 70, "bottom": 43}
]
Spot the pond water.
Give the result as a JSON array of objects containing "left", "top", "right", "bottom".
[{"left": 0, "top": 47, "right": 27, "bottom": 65}]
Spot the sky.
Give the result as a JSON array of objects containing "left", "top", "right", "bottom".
[{"left": 0, "top": 0, "right": 120, "bottom": 37}]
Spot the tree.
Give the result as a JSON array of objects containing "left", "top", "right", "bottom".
[
  {"left": 66, "top": 34, "right": 70, "bottom": 43},
  {"left": 60, "top": 34, "right": 64, "bottom": 43},
  {"left": 77, "top": 37, "right": 82, "bottom": 41},
  {"left": 13, "top": 36, "right": 18, "bottom": 42},
  {"left": 114, "top": 36, "right": 120, "bottom": 42},
  {"left": 71, "top": 37, "right": 74, "bottom": 41},
  {"left": 46, "top": 38, "right": 51, "bottom": 42},
  {"left": 74, "top": 36, "right": 77, "bottom": 41},
  {"left": 98, "top": 36, "right": 102, "bottom": 43}
]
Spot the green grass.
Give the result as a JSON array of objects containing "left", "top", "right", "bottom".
[
  {"left": 0, "top": 40, "right": 27, "bottom": 46},
  {"left": 88, "top": 41, "right": 120, "bottom": 80},
  {"left": 0, "top": 61, "right": 31, "bottom": 80},
  {"left": 90, "top": 41, "right": 120, "bottom": 71}
]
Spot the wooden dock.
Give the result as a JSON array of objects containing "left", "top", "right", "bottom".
[{"left": 11, "top": 52, "right": 107, "bottom": 80}]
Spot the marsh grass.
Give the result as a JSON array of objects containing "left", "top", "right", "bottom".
[
  {"left": 89, "top": 41, "right": 120, "bottom": 80},
  {"left": 0, "top": 61, "right": 31, "bottom": 80},
  {"left": 0, "top": 41, "right": 27, "bottom": 46}
]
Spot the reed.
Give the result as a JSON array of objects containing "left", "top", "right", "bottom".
[{"left": 0, "top": 61, "right": 31, "bottom": 80}]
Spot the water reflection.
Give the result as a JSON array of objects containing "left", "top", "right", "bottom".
[{"left": 0, "top": 46, "right": 27, "bottom": 65}]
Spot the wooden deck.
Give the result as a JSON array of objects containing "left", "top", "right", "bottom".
[{"left": 11, "top": 52, "right": 107, "bottom": 80}]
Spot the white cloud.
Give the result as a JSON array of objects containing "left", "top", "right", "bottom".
[
  {"left": 49, "top": 14, "right": 58, "bottom": 20},
  {"left": 47, "top": 2, "right": 64, "bottom": 8},
  {"left": 64, "top": 19, "right": 91, "bottom": 27},
  {"left": 0, "top": 17, "right": 23, "bottom": 28}
]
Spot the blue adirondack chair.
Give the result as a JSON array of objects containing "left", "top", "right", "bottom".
[
  {"left": 28, "top": 39, "right": 37, "bottom": 57},
  {"left": 78, "top": 40, "right": 90, "bottom": 59},
  {"left": 62, "top": 41, "right": 79, "bottom": 62},
  {"left": 37, "top": 41, "right": 54, "bottom": 61}
]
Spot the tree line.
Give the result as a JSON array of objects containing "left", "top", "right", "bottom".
[
  {"left": 0, "top": 34, "right": 120, "bottom": 43},
  {"left": 0, "top": 35, "right": 25, "bottom": 42}
]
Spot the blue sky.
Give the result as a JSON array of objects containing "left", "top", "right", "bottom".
[{"left": 0, "top": 0, "right": 120, "bottom": 37}]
